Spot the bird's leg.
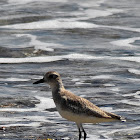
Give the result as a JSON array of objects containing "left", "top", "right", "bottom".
[
  {"left": 76, "top": 123, "right": 82, "bottom": 140},
  {"left": 83, "top": 130, "right": 87, "bottom": 140},
  {"left": 80, "top": 124, "right": 87, "bottom": 140},
  {"left": 78, "top": 127, "right": 82, "bottom": 140}
]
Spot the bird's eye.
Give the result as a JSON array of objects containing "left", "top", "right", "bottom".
[
  {"left": 49, "top": 74, "right": 53, "bottom": 78},
  {"left": 49, "top": 74, "right": 58, "bottom": 79}
]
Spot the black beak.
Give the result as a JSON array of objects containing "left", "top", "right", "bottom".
[{"left": 33, "top": 79, "right": 44, "bottom": 84}]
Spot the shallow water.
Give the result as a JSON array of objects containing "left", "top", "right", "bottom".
[{"left": 0, "top": 0, "right": 140, "bottom": 139}]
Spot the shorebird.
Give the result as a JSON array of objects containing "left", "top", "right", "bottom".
[{"left": 33, "top": 71, "right": 125, "bottom": 140}]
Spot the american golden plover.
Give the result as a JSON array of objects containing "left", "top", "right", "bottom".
[{"left": 33, "top": 71, "right": 125, "bottom": 140}]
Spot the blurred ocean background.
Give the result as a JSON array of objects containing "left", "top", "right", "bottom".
[{"left": 0, "top": 0, "right": 140, "bottom": 139}]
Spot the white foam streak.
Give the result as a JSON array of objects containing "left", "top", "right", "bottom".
[
  {"left": 1, "top": 17, "right": 140, "bottom": 34},
  {"left": 72, "top": 8, "right": 123, "bottom": 22},
  {"left": 0, "top": 107, "right": 34, "bottom": 112},
  {"left": 124, "top": 93, "right": 140, "bottom": 98},
  {"left": 16, "top": 34, "right": 55, "bottom": 52},
  {"left": 0, "top": 78, "right": 30, "bottom": 82},
  {"left": 0, "top": 14, "right": 36, "bottom": 20},
  {"left": 0, "top": 117, "right": 23, "bottom": 122},
  {"left": 78, "top": 0, "right": 106, "bottom": 7},
  {"left": 104, "top": 126, "right": 140, "bottom": 138},
  {"left": 35, "top": 96, "right": 55, "bottom": 111},
  {"left": 102, "top": 55, "right": 140, "bottom": 63},
  {"left": 121, "top": 99, "right": 140, "bottom": 106},
  {"left": 83, "top": 9, "right": 124, "bottom": 19},
  {"left": 118, "top": 56, "right": 140, "bottom": 63},
  {"left": 1, "top": 19, "right": 98, "bottom": 30},
  {"left": 111, "top": 37, "right": 140, "bottom": 48},
  {"left": 103, "top": 25, "right": 140, "bottom": 33},
  {"left": 0, "top": 96, "right": 57, "bottom": 127},
  {"left": 128, "top": 69, "right": 140, "bottom": 75},
  {"left": 86, "top": 134, "right": 102, "bottom": 140},
  {"left": 0, "top": 116, "right": 48, "bottom": 127},
  {"left": 103, "top": 83, "right": 115, "bottom": 87},
  {"left": 127, "top": 78, "right": 140, "bottom": 82},
  {"left": 0, "top": 53, "right": 140, "bottom": 64},
  {"left": 0, "top": 53, "right": 103, "bottom": 64},
  {"left": 123, "top": 91, "right": 140, "bottom": 99},
  {"left": 0, "top": 122, "right": 41, "bottom": 127},
  {"left": 110, "top": 87, "right": 120, "bottom": 92},
  {"left": 90, "top": 75, "right": 114, "bottom": 80},
  {"left": 0, "top": 56, "right": 62, "bottom": 63},
  {"left": 0, "top": 96, "right": 55, "bottom": 112},
  {"left": 1, "top": 21, "right": 140, "bottom": 37},
  {"left": 8, "top": 0, "right": 67, "bottom": 5},
  {"left": 65, "top": 53, "right": 101, "bottom": 60}
]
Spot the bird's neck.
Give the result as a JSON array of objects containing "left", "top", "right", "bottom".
[{"left": 50, "top": 80, "right": 65, "bottom": 101}]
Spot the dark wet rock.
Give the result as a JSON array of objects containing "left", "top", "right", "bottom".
[
  {"left": 0, "top": 97, "right": 39, "bottom": 108},
  {"left": 45, "top": 108, "right": 57, "bottom": 112}
]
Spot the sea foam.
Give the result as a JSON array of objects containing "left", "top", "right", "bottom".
[
  {"left": 128, "top": 69, "right": 140, "bottom": 75},
  {"left": 8, "top": 0, "right": 68, "bottom": 5},
  {"left": 111, "top": 37, "right": 140, "bottom": 48},
  {"left": 16, "top": 34, "right": 55, "bottom": 52},
  {"left": 0, "top": 96, "right": 57, "bottom": 127},
  {"left": 0, "top": 53, "right": 103, "bottom": 64},
  {"left": 1, "top": 19, "right": 98, "bottom": 30}
]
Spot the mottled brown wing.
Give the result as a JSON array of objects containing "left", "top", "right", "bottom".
[{"left": 60, "top": 90, "right": 120, "bottom": 119}]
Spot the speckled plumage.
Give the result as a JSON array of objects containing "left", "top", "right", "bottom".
[{"left": 34, "top": 71, "right": 125, "bottom": 140}]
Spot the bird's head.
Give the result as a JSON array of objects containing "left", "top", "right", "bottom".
[{"left": 33, "top": 71, "right": 62, "bottom": 88}]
